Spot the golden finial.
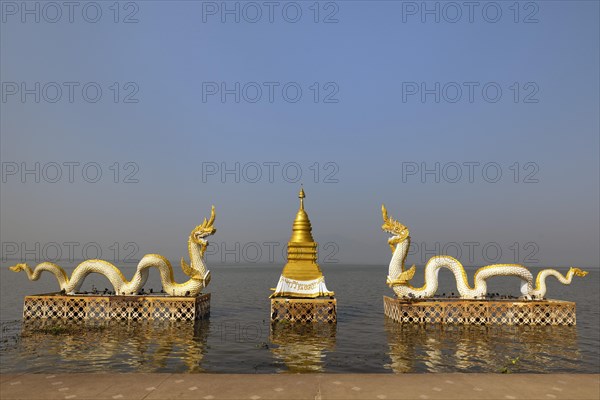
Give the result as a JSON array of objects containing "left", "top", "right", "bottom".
[{"left": 299, "top": 186, "right": 305, "bottom": 209}]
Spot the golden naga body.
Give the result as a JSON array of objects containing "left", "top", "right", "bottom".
[
  {"left": 381, "top": 205, "right": 588, "bottom": 299},
  {"left": 9, "top": 207, "right": 217, "bottom": 297}
]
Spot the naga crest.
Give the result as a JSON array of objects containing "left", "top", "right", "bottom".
[
  {"left": 381, "top": 205, "right": 415, "bottom": 284},
  {"left": 191, "top": 205, "right": 217, "bottom": 244},
  {"left": 181, "top": 206, "right": 216, "bottom": 281},
  {"left": 381, "top": 204, "right": 410, "bottom": 241}
]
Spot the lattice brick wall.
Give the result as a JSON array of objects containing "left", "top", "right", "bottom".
[
  {"left": 270, "top": 298, "right": 337, "bottom": 323},
  {"left": 23, "top": 293, "right": 210, "bottom": 322},
  {"left": 383, "top": 296, "right": 576, "bottom": 326}
]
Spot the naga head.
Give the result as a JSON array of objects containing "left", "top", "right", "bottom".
[
  {"left": 9, "top": 263, "right": 27, "bottom": 272},
  {"left": 569, "top": 267, "right": 588, "bottom": 278},
  {"left": 190, "top": 206, "right": 217, "bottom": 247},
  {"left": 381, "top": 204, "right": 410, "bottom": 242},
  {"left": 180, "top": 207, "right": 216, "bottom": 282}
]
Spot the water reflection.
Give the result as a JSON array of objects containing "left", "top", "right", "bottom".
[
  {"left": 270, "top": 323, "right": 336, "bottom": 373},
  {"left": 5, "top": 320, "right": 209, "bottom": 373},
  {"left": 384, "top": 320, "right": 580, "bottom": 373}
]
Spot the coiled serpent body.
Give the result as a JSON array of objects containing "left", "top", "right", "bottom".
[
  {"left": 381, "top": 205, "right": 587, "bottom": 299},
  {"left": 10, "top": 207, "right": 216, "bottom": 297}
]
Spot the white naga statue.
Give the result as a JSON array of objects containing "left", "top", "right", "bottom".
[
  {"left": 381, "top": 205, "right": 587, "bottom": 300},
  {"left": 10, "top": 207, "right": 216, "bottom": 297}
]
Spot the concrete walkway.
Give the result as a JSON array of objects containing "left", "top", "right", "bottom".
[{"left": 1, "top": 373, "right": 599, "bottom": 400}]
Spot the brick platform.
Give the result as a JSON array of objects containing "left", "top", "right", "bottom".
[
  {"left": 384, "top": 296, "right": 576, "bottom": 325},
  {"left": 22, "top": 292, "right": 210, "bottom": 322},
  {"left": 270, "top": 298, "right": 336, "bottom": 323}
]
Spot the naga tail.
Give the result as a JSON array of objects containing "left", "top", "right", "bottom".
[
  {"left": 9, "top": 263, "right": 40, "bottom": 280},
  {"left": 9, "top": 262, "right": 69, "bottom": 289},
  {"left": 568, "top": 267, "right": 589, "bottom": 279},
  {"left": 535, "top": 267, "right": 588, "bottom": 289},
  {"left": 9, "top": 263, "right": 31, "bottom": 275},
  {"left": 9, "top": 263, "right": 25, "bottom": 270}
]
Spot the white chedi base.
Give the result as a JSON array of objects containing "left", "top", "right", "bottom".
[{"left": 271, "top": 276, "right": 334, "bottom": 298}]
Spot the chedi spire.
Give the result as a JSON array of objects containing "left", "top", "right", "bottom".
[{"left": 271, "top": 188, "right": 333, "bottom": 298}]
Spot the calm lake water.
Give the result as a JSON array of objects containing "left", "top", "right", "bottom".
[{"left": 1, "top": 263, "right": 598, "bottom": 373}]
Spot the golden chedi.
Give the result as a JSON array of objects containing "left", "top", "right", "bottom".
[{"left": 271, "top": 188, "right": 334, "bottom": 298}]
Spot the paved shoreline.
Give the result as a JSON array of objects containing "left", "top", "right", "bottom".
[{"left": 1, "top": 373, "right": 599, "bottom": 400}]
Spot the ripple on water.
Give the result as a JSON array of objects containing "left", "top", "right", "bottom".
[{"left": 0, "top": 265, "right": 598, "bottom": 373}]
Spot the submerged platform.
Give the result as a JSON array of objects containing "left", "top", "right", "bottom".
[
  {"left": 270, "top": 298, "right": 337, "bottom": 323},
  {"left": 383, "top": 296, "right": 576, "bottom": 326},
  {"left": 22, "top": 292, "right": 210, "bottom": 322}
]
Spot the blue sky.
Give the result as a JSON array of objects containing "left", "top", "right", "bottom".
[{"left": 1, "top": 1, "right": 598, "bottom": 268}]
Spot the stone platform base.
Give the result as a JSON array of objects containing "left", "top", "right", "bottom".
[
  {"left": 2, "top": 373, "right": 599, "bottom": 400},
  {"left": 383, "top": 296, "right": 576, "bottom": 326},
  {"left": 22, "top": 292, "right": 210, "bottom": 322},
  {"left": 270, "top": 298, "right": 336, "bottom": 323}
]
